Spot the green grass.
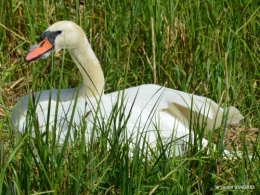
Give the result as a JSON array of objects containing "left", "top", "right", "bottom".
[{"left": 0, "top": 0, "right": 260, "bottom": 194}]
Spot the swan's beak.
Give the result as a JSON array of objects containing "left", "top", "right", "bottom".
[{"left": 25, "top": 37, "right": 53, "bottom": 63}]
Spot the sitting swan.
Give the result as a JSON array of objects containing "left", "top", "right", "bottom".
[{"left": 11, "top": 21, "right": 243, "bottom": 156}]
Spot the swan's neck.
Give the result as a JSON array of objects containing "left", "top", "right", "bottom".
[{"left": 69, "top": 36, "right": 104, "bottom": 98}]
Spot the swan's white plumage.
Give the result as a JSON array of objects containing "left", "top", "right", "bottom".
[{"left": 11, "top": 21, "right": 244, "bottom": 156}]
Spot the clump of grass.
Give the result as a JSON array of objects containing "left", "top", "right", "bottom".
[{"left": 0, "top": 0, "right": 259, "bottom": 194}]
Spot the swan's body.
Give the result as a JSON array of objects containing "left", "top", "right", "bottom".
[{"left": 11, "top": 21, "right": 243, "bottom": 156}]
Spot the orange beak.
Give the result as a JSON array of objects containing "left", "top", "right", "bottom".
[{"left": 25, "top": 37, "right": 53, "bottom": 62}]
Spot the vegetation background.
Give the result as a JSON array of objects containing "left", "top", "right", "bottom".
[{"left": 0, "top": 0, "right": 259, "bottom": 194}]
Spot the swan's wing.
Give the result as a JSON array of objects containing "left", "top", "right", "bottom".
[
  {"left": 120, "top": 84, "right": 244, "bottom": 131},
  {"left": 167, "top": 91, "right": 244, "bottom": 130}
]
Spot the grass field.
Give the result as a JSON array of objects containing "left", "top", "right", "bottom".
[{"left": 0, "top": 0, "right": 259, "bottom": 194}]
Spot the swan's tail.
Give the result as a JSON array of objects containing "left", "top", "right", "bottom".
[{"left": 227, "top": 106, "right": 244, "bottom": 124}]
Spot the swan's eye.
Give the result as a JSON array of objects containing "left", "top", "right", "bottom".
[
  {"left": 39, "top": 35, "right": 45, "bottom": 41},
  {"left": 57, "top": 30, "right": 62, "bottom": 35}
]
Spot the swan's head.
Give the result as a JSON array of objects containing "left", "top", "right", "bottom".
[{"left": 25, "top": 21, "right": 86, "bottom": 63}]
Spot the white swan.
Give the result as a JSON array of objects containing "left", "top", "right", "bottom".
[{"left": 11, "top": 21, "right": 244, "bottom": 156}]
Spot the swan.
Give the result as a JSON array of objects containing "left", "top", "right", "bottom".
[{"left": 11, "top": 21, "right": 244, "bottom": 156}]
